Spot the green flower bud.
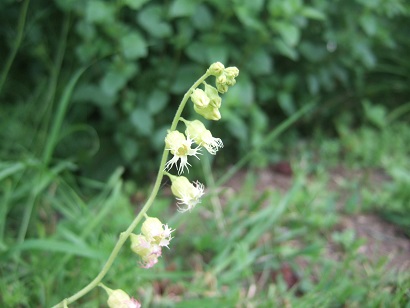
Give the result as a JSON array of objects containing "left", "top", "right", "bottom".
[
  {"left": 216, "top": 74, "right": 227, "bottom": 85},
  {"left": 204, "top": 82, "right": 221, "bottom": 108},
  {"left": 194, "top": 104, "right": 221, "bottom": 121},
  {"left": 216, "top": 82, "right": 229, "bottom": 94},
  {"left": 208, "top": 62, "right": 225, "bottom": 76},
  {"left": 99, "top": 285, "right": 141, "bottom": 308},
  {"left": 224, "top": 66, "right": 239, "bottom": 78},
  {"left": 190, "top": 88, "right": 210, "bottom": 109}
]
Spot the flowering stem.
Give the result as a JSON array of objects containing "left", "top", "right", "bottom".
[{"left": 52, "top": 71, "right": 211, "bottom": 308}]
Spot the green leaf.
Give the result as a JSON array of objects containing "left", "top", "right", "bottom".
[
  {"left": 247, "top": 48, "right": 273, "bottom": 76},
  {"left": 360, "top": 14, "right": 377, "bottom": 36},
  {"left": 120, "top": 32, "right": 147, "bottom": 60},
  {"left": 146, "top": 90, "right": 169, "bottom": 115},
  {"left": 273, "top": 21, "right": 300, "bottom": 46},
  {"left": 273, "top": 38, "right": 298, "bottom": 60},
  {"left": 123, "top": 0, "right": 150, "bottom": 10},
  {"left": 169, "top": 0, "right": 197, "bottom": 18},
  {"left": 206, "top": 44, "right": 229, "bottom": 65},
  {"left": 100, "top": 71, "right": 127, "bottom": 96},
  {"left": 137, "top": 5, "right": 172, "bottom": 38},
  {"left": 85, "top": 1, "right": 114, "bottom": 23},
  {"left": 130, "top": 108, "right": 153, "bottom": 136},
  {"left": 301, "top": 7, "right": 326, "bottom": 20},
  {"left": 278, "top": 91, "right": 295, "bottom": 116},
  {"left": 192, "top": 5, "right": 214, "bottom": 30},
  {"left": 185, "top": 42, "right": 207, "bottom": 64}
]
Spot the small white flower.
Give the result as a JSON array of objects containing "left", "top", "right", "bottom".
[
  {"left": 168, "top": 175, "right": 205, "bottom": 212},
  {"left": 182, "top": 119, "right": 223, "bottom": 155},
  {"left": 165, "top": 130, "right": 201, "bottom": 174}
]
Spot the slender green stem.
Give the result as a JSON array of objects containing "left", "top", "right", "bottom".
[
  {"left": 52, "top": 71, "right": 211, "bottom": 308},
  {"left": 0, "top": 0, "right": 30, "bottom": 96}
]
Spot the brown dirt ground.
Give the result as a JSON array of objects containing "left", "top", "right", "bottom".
[{"left": 223, "top": 164, "right": 410, "bottom": 272}]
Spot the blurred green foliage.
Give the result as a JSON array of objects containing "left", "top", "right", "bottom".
[{"left": 1, "top": 0, "right": 409, "bottom": 180}]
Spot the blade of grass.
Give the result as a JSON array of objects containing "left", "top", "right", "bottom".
[{"left": 0, "top": 0, "right": 30, "bottom": 96}]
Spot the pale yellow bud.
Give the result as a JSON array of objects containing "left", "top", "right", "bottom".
[
  {"left": 191, "top": 88, "right": 210, "bottom": 109},
  {"left": 208, "top": 62, "right": 225, "bottom": 76},
  {"left": 204, "top": 82, "right": 222, "bottom": 108},
  {"left": 194, "top": 104, "right": 221, "bottom": 121}
]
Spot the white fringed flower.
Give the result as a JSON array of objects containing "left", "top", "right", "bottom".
[
  {"left": 181, "top": 119, "right": 223, "bottom": 155},
  {"left": 168, "top": 175, "right": 205, "bottom": 212},
  {"left": 165, "top": 130, "right": 201, "bottom": 174}
]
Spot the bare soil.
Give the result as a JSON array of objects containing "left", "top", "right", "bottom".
[{"left": 224, "top": 163, "right": 410, "bottom": 272}]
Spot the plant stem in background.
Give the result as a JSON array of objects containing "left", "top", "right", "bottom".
[{"left": 0, "top": 0, "right": 30, "bottom": 96}]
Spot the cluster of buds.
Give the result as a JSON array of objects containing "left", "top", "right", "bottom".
[
  {"left": 130, "top": 217, "right": 174, "bottom": 268},
  {"left": 100, "top": 284, "right": 141, "bottom": 308},
  {"left": 164, "top": 62, "right": 239, "bottom": 213},
  {"left": 208, "top": 61, "right": 239, "bottom": 94}
]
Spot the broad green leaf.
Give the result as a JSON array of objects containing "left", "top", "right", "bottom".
[
  {"left": 192, "top": 5, "right": 214, "bottom": 30},
  {"left": 146, "top": 90, "right": 169, "bottom": 115},
  {"left": 100, "top": 71, "right": 127, "bottom": 96},
  {"left": 169, "top": 0, "right": 198, "bottom": 18},
  {"left": 360, "top": 14, "right": 377, "bottom": 36},
  {"left": 185, "top": 42, "right": 207, "bottom": 64},
  {"left": 123, "top": 0, "right": 150, "bottom": 10},
  {"left": 278, "top": 91, "right": 295, "bottom": 116},
  {"left": 273, "top": 21, "right": 300, "bottom": 46},
  {"left": 130, "top": 108, "right": 153, "bottom": 136},
  {"left": 206, "top": 44, "right": 229, "bottom": 65},
  {"left": 247, "top": 48, "right": 273, "bottom": 76},
  {"left": 137, "top": 5, "right": 172, "bottom": 38},
  {"left": 120, "top": 32, "right": 147, "bottom": 60},
  {"left": 85, "top": 1, "right": 114, "bottom": 23},
  {"left": 301, "top": 7, "right": 326, "bottom": 20},
  {"left": 273, "top": 38, "right": 298, "bottom": 60}
]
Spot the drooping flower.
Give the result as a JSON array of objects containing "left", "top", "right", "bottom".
[
  {"left": 181, "top": 119, "right": 223, "bottom": 155},
  {"left": 130, "top": 217, "right": 174, "bottom": 268},
  {"left": 165, "top": 130, "right": 201, "bottom": 174},
  {"left": 141, "top": 217, "right": 174, "bottom": 248},
  {"left": 167, "top": 174, "right": 205, "bottom": 212},
  {"left": 99, "top": 285, "right": 141, "bottom": 308}
]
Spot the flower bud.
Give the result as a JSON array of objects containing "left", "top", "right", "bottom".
[
  {"left": 208, "top": 62, "right": 225, "bottom": 76},
  {"left": 190, "top": 88, "right": 210, "bottom": 109},
  {"left": 194, "top": 104, "right": 221, "bottom": 121},
  {"left": 216, "top": 83, "right": 229, "bottom": 94},
  {"left": 99, "top": 285, "right": 141, "bottom": 308},
  {"left": 216, "top": 74, "right": 227, "bottom": 85},
  {"left": 204, "top": 82, "right": 221, "bottom": 108},
  {"left": 224, "top": 66, "right": 239, "bottom": 78}
]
